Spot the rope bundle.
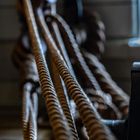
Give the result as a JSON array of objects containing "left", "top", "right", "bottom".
[
  {"left": 83, "top": 51, "right": 129, "bottom": 117},
  {"left": 37, "top": 8, "right": 116, "bottom": 140},
  {"left": 13, "top": 0, "right": 129, "bottom": 139},
  {"left": 45, "top": 14, "right": 121, "bottom": 119}
]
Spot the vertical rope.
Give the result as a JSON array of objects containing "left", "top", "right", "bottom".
[
  {"left": 37, "top": 8, "right": 116, "bottom": 140},
  {"left": 47, "top": 14, "right": 101, "bottom": 91},
  {"left": 22, "top": 83, "right": 31, "bottom": 140},
  {"left": 50, "top": 21, "right": 75, "bottom": 77},
  {"left": 50, "top": 58, "right": 79, "bottom": 140},
  {"left": 28, "top": 92, "right": 38, "bottom": 140},
  {"left": 13, "top": 45, "right": 39, "bottom": 140},
  {"left": 45, "top": 14, "right": 121, "bottom": 119},
  {"left": 23, "top": 0, "right": 71, "bottom": 139},
  {"left": 49, "top": 20, "right": 79, "bottom": 139},
  {"left": 83, "top": 51, "right": 129, "bottom": 117}
]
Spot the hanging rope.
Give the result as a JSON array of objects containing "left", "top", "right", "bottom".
[
  {"left": 45, "top": 13, "right": 121, "bottom": 119},
  {"left": 50, "top": 58, "right": 79, "bottom": 140},
  {"left": 13, "top": 0, "right": 130, "bottom": 139},
  {"left": 48, "top": 19, "right": 78, "bottom": 139},
  {"left": 12, "top": 43, "right": 39, "bottom": 140},
  {"left": 22, "top": 83, "right": 38, "bottom": 140},
  {"left": 83, "top": 51, "right": 129, "bottom": 117},
  {"left": 50, "top": 21, "right": 76, "bottom": 77},
  {"left": 37, "top": 8, "right": 116, "bottom": 140},
  {"left": 23, "top": 0, "right": 72, "bottom": 139}
]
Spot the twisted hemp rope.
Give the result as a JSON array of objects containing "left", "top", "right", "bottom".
[
  {"left": 23, "top": 0, "right": 72, "bottom": 139},
  {"left": 48, "top": 20, "right": 79, "bottom": 139},
  {"left": 12, "top": 44, "right": 39, "bottom": 140},
  {"left": 15, "top": 0, "right": 128, "bottom": 139},
  {"left": 83, "top": 51, "right": 129, "bottom": 117},
  {"left": 37, "top": 8, "right": 116, "bottom": 140},
  {"left": 45, "top": 13, "right": 121, "bottom": 119}
]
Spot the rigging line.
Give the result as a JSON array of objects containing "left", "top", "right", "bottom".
[
  {"left": 37, "top": 8, "right": 116, "bottom": 140},
  {"left": 23, "top": 0, "right": 71, "bottom": 139}
]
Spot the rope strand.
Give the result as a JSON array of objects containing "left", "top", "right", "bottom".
[
  {"left": 37, "top": 8, "right": 116, "bottom": 140},
  {"left": 23, "top": 0, "right": 71, "bottom": 139}
]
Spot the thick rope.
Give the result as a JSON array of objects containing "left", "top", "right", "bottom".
[
  {"left": 37, "top": 8, "right": 116, "bottom": 140},
  {"left": 48, "top": 20, "right": 79, "bottom": 139},
  {"left": 50, "top": 21, "right": 75, "bottom": 77},
  {"left": 12, "top": 44, "right": 39, "bottom": 140},
  {"left": 50, "top": 59, "right": 79, "bottom": 140},
  {"left": 22, "top": 83, "right": 31, "bottom": 140},
  {"left": 83, "top": 51, "right": 129, "bottom": 117},
  {"left": 45, "top": 13, "right": 121, "bottom": 119},
  {"left": 28, "top": 92, "right": 38, "bottom": 140},
  {"left": 23, "top": 0, "right": 71, "bottom": 139}
]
